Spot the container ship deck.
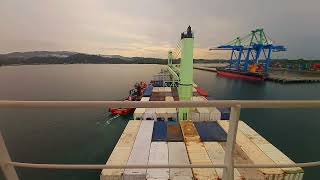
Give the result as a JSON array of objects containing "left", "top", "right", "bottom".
[
  {"left": 100, "top": 75, "right": 303, "bottom": 180},
  {"left": 99, "top": 26, "right": 304, "bottom": 180}
]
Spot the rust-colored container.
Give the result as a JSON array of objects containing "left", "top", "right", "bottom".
[
  {"left": 150, "top": 96, "right": 165, "bottom": 101},
  {"left": 180, "top": 121, "right": 201, "bottom": 142},
  {"left": 167, "top": 121, "right": 183, "bottom": 142},
  {"left": 153, "top": 92, "right": 172, "bottom": 97}
]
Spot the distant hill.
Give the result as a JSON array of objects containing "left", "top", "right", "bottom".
[
  {"left": 0, "top": 51, "right": 228, "bottom": 66},
  {"left": 1, "top": 51, "right": 78, "bottom": 59}
]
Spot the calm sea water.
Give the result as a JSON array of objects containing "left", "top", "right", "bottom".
[{"left": 0, "top": 64, "right": 319, "bottom": 180}]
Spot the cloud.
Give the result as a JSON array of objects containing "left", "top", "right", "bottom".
[{"left": 1, "top": 0, "right": 320, "bottom": 59}]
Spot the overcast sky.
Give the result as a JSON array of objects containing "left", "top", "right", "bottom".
[{"left": 1, "top": 0, "right": 319, "bottom": 59}]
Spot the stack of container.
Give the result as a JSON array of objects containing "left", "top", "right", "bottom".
[
  {"left": 197, "top": 107, "right": 210, "bottom": 121},
  {"left": 153, "top": 87, "right": 172, "bottom": 93},
  {"left": 143, "top": 85, "right": 153, "bottom": 97},
  {"left": 133, "top": 108, "right": 145, "bottom": 120},
  {"left": 192, "top": 96, "right": 221, "bottom": 121},
  {"left": 152, "top": 87, "right": 160, "bottom": 93},
  {"left": 100, "top": 120, "right": 141, "bottom": 180},
  {"left": 152, "top": 121, "right": 167, "bottom": 141},
  {"left": 238, "top": 121, "right": 304, "bottom": 178},
  {"left": 168, "top": 142, "right": 193, "bottom": 180},
  {"left": 185, "top": 141, "right": 219, "bottom": 179},
  {"left": 150, "top": 92, "right": 166, "bottom": 101},
  {"left": 147, "top": 142, "right": 169, "bottom": 179},
  {"left": 190, "top": 109, "right": 200, "bottom": 122},
  {"left": 193, "top": 83, "right": 198, "bottom": 88},
  {"left": 124, "top": 121, "right": 154, "bottom": 180},
  {"left": 204, "top": 142, "right": 243, "bottom": 179},
  {"left": 151, "top": 80, "right": 164, "bottom": 87},
  {"left": 165, "top": 96, "right": 177, "bottom": 121},
  {"left": 217, "top": 120, "right": 287, "bottom": 179},
  {"left": 156, "top": 107, "right": 167, "bottom": 121},
  {"left": 144, "top": 108, "right": 156, "bottom": 120},
  {"left": 228, "top": 141, "right": 266, "bottom": 179},
  {"left": 216, "top": 107, "right": 231, "bottom": 120},
  {"left": 139, "top": 97, "right": 156, "bottom": 120},
  {"left": 180, "top": 121, "right": 201, "bottom": 142},
  {"left": 167, "top": 121, "right": 183, "bottom": 142},
  {"left": 171, "top": 87, "right": 179, "bottom": 101},
  {"left": 180, "top": 122, "right": 220, "bottom": 179},
  {"left": 194, "top": 121, "right": 227, "bottom": 142},
  {"left": 193, "top": 87, "right": 197, "bottom": 93},
  {"left": 133, "top": 97, "right": 150, "bottom": 120}
]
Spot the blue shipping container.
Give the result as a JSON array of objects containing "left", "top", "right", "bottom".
[
  {"left": 152, "top": 80, "right": 164, "bottom": 87},
  {"left": 143, "top": 85, "right": 153, "bottom": 97},
  {"left": 152, "top": 121, "right": 167, "bottom": 141},
  {"left": 216, "top": 107, "right": 231, "bottom": 120},
  {"left": 194, "top": 121, "right": 227, "bottom": 142}
]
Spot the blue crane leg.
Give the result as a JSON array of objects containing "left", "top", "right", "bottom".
[
  {"left": 265, "top": 47, "right": 272, "bottom": 73},
  {"left": 255, "top": 47, "right": 262, "bottom": 64},
  {"left": 230, "top": 49, "right": 234, "bottom": 68},
  {"left": 236, "top": 49, "right": 243, "bottom": 71},
  {"left": 243, "top": 49, "right": 251, "bottom": 72}
]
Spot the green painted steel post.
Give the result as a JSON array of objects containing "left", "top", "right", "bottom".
[
  {"left": 168, "top": 51, "right": 173, "bottom": 65},
  {"left": 178, "top": 26, "right": 194, "bottom": 121}
]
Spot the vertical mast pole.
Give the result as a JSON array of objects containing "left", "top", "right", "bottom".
[{"left": 178, "top": 26, "right": 194, "bottom": 121}]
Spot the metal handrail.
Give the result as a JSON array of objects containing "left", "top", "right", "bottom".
[
  {"left": 1, "top": 100, "right": 320, "bottom": 108},
  {"left": 1, "top": 100, "right": 320, "bottom": 180},
  {"left": 5, "top": 161, "right": 320, "bottom": 169}
]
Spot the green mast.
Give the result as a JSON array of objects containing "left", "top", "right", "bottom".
[
  {"left": 168, "top": 50, "right": 173, "bottom": 65},
  {"left": 178, "top": 26, "right": 194, "bottom": 121}
]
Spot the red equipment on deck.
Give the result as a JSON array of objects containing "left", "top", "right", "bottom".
[
  {"left": 109, "top": 81, "right": 147, "bottom": 116},
  {"left": 196, "top": 87, "right": 209, "bottom": 97}
]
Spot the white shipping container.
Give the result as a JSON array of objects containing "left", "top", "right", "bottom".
[
  {"left": 124, "top": 121, "right": 154, "bottom": 180},
  {"left": 157, "top": 87, "right": 166, "bottom": 92},
  {"left": 193, "top": 83, "right": 198, "bottom": 88},
  {"left": 144, "top": 108, "right": 156, "bottom": 120},
  {"left": 134, "top": 108, "right": 145, "bottom": 120},
  {"left": 164, "top": 87, "right": 172, "bottom": 92},
  {"left": 152, "top": 87, "right": 160, "bottom": 92},
  {"left": 147, "top": 142, "right": 169, "bottom": 180},
  {"left": 238, "top": 121, "right": 304, "bottom": 177},
  {"left": 141, "top": 97, "right": 150, "bottom": 101},
  {"left": 166, "top": 108, "right": 177, "bottom": 121},
  {"left": 190, "top": 110, "right": 200, "bottom": 122},
  {"left": 143, "top": 95, "right": 154, "bottom": 120},
  {"left": 204, "top": 142, "right": 243, "bottom": 180},
  {"left": 165, "top": 96, "right": 174, "bottom": 102},
  {"left": 217, "top": 120, "right": 285, "bottom": 179},
  {"left": 156, "top": 108, "right": 167, "bottom": 114},
  {"left": 197, "top": 107, "right": 210, "bottom": 121},
  {"left": 168, "top": 142, "right": 193, "bottom": 180},
  {"left": 185, "top": 141, "right": 219, "bottom": 179},
  {"left": 165, "top": 96, "right": 177, "bottom": 121},
  {"left": 101, "top": 120, "right": 141, "bottom": 180},
  {"left": 193, "top": 87, "right": 197, "bottom": 93},
  {"left": 207, "top": 107, "right": 221, "bottom": 121}
]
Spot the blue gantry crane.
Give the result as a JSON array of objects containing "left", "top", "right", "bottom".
[{"left": 210, "top": 28, "right": 286, "bottom": 73}]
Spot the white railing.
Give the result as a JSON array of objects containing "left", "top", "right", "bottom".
[{"left": 1, "top": 100, "right": 320, "bottom": 180}]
